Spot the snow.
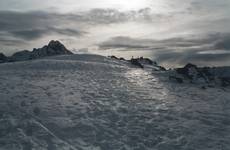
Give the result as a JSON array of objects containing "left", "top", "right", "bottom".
[{"left": 0, "top": 54, "right": 230, "bottom": 150}]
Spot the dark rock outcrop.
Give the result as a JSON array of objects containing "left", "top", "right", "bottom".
[
  {"left": 176, "top": 63, "right": 198, "bottom": 79},
  {"left": 130, "top": 58, "right": 144, "bottom": 68},
  {"left": 158, "top": 66, "right": 167, "bottom": 71},
  {"left": 109, "top": 55, "right": 126, "bottom": 61},
  {"left": 139, "top": 57, "right": 157, "bottom": 65},
  {"left": 173, "top": 63, "right": 226, "bottom": 87},
  {"left": 119, "top": 57, "right": 126, "bottom": 61},
  {"left": 0, "top": 53, "right": 8, "bottom": 63},
  {"left": 6, "top": 40, "right": 73, "bottom": 63},
  {"left": 32, "top": 40, "right": 73, "bottom": 58},
  {"left": 9, "top": 50, "right": 33, "bottom": 62},
  {"left": 176, "top": 63, "right": 216, "bottom": 83},
  {"left": 109, "top": 55, "right": 119, "bottom": 60},
  {"left": 109, "top": 55, "right": 166, "bottom": 70}
]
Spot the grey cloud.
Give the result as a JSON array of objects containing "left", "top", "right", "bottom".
[
  {"left": 0, "top": 8, "right": 171, "bottom": 29},
  {"left": 99, "top": 33, "right": 230, "bottom": 51},
  {"left": 50, "top": 28, "right": 87, "bottom": 37},
  {"left": 98, "top": 36, "right": 207, "bottom": 50},
  {"left": 0, "top": 8, "right": 173, "bottom": 55},
  {"left": 0, "top": 10, "right": 91, "bottom": 44},
  {"left": 189, "top": 0, "right": 230, "bottom": 13},
  {"left": 154, "top": 49, "right": 230, "bottom": 67},
  {"left": 9, "top": 28, "right": 87, "bottom": 40},
  {"left": 83, "top": 8, "right": 170, "bottom": 24},
  {"left": 0, "top": 4, "right": 230, "bottom": 67},
  {"left": 10, "top": 29, "right": 47, "bottom": 40},
  {"left": 214, "top": 35, "right": 230, "bottom": 50},
  {"left": 0, "top": 9, "right": 171, "bottom": 42},
  {"left": 0, "top": 36, "right": 26, "bottom": 46},
  {"left": 99, "top": 36, "right": 154, "bottom": 49},
  {"left": 98, "top": 33, "right": 230, "bottom": 67}
]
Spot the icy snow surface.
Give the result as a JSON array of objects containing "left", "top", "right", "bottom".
[{"left": 0, "top": 54, "right": 230, "bottom": 150}]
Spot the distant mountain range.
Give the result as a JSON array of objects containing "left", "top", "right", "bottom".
[
  {"left": 0, "top": 40, "right": 73, "bottom": 63},
  {"left": 1, "top": 40, "right": 230, "bottom": 88}
]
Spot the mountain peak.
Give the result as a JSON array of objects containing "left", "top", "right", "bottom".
[
  {"left": 48, "top": 40, "right": 65, "bottom": 49},
  {"left": 5, "top": 40, "right": 73, "bottom": 62},
  {"left": 31, "top": 40, "right": 73, "bottom": 57},
  {"left": 46, "top": 40, "right": 73, "bottom": 55}
]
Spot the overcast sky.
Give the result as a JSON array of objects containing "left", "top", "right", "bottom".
[{"left": 0, "top": 0, "right": 230, "bottom": 67}]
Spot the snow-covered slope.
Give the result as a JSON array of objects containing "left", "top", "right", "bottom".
[{"left": 0, "top": 54, "right": 230, "bottom": 150}]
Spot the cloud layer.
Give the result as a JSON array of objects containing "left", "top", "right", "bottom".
[
  {"left": 98, "top": 33, "right": 230, "bottom": 67},
  {"left": 0, "top": 8, "right": 173, "bottom": 52},
  {"left": 0, "top": 0, "right": 230, "bottom": 66}
]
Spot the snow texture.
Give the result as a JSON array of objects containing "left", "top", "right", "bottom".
[{"left": 0, "top": 54, "right": 230, "bottom": 150}]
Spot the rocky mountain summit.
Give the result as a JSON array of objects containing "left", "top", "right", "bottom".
[
  {"left": 32, "top": 40, "right": 73, "bottom": 58},
  {"left": 169, "top": 63, "right": 230, "bottom": 88},
  {"left": 1, "top": 40, "right": 73, "bottom": 63}
]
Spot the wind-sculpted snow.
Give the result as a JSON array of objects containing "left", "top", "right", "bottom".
[{"left": 0, "top": 54, "right": 230, "bottom": 150}]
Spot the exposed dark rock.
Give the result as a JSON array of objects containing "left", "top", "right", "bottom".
[
  {"left": 6, "top": 40, "right": 73, "bottom": 63},
  {"left": 176, "top": 63, "right": 217, "bottom": 84},
  {"left": 0, "top": 53, "right": 8, "bottom": 63},
  {"left": 32, "top": 40, "right": 73, "bottom": 58},
  {"left": 139, "top": 57, "right": 157, "bottom": 65},
  {"left": 9, "top": 50, "right": 32, "bottom": 62},
  {"left": 176, "top": 63, "right": 198, "bottom": 79},
  {"left": 172, "top": 63, "right": 230, "bottom": 87},
  {"left": 130, "top": 58, "right": 144, "bottom": 68},
  {"left": 109, "top": 55, "right": 119, "bottom": 60},
  {"left": 158, "top": 66, "right": 167, "bottom": 71},
  {"left": 119, "top": 57, "right": 126, "bottom": 61},
  {"left": 109, "top": 55, "right": 164, "bottom": 70}
]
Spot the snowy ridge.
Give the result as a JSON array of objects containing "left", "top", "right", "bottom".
[
  {"left": 0, "top": 54, "right": 230, "bottom": 150},
  {"left": 165, "top": 63, "right": 230, "bottom": 88}
]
